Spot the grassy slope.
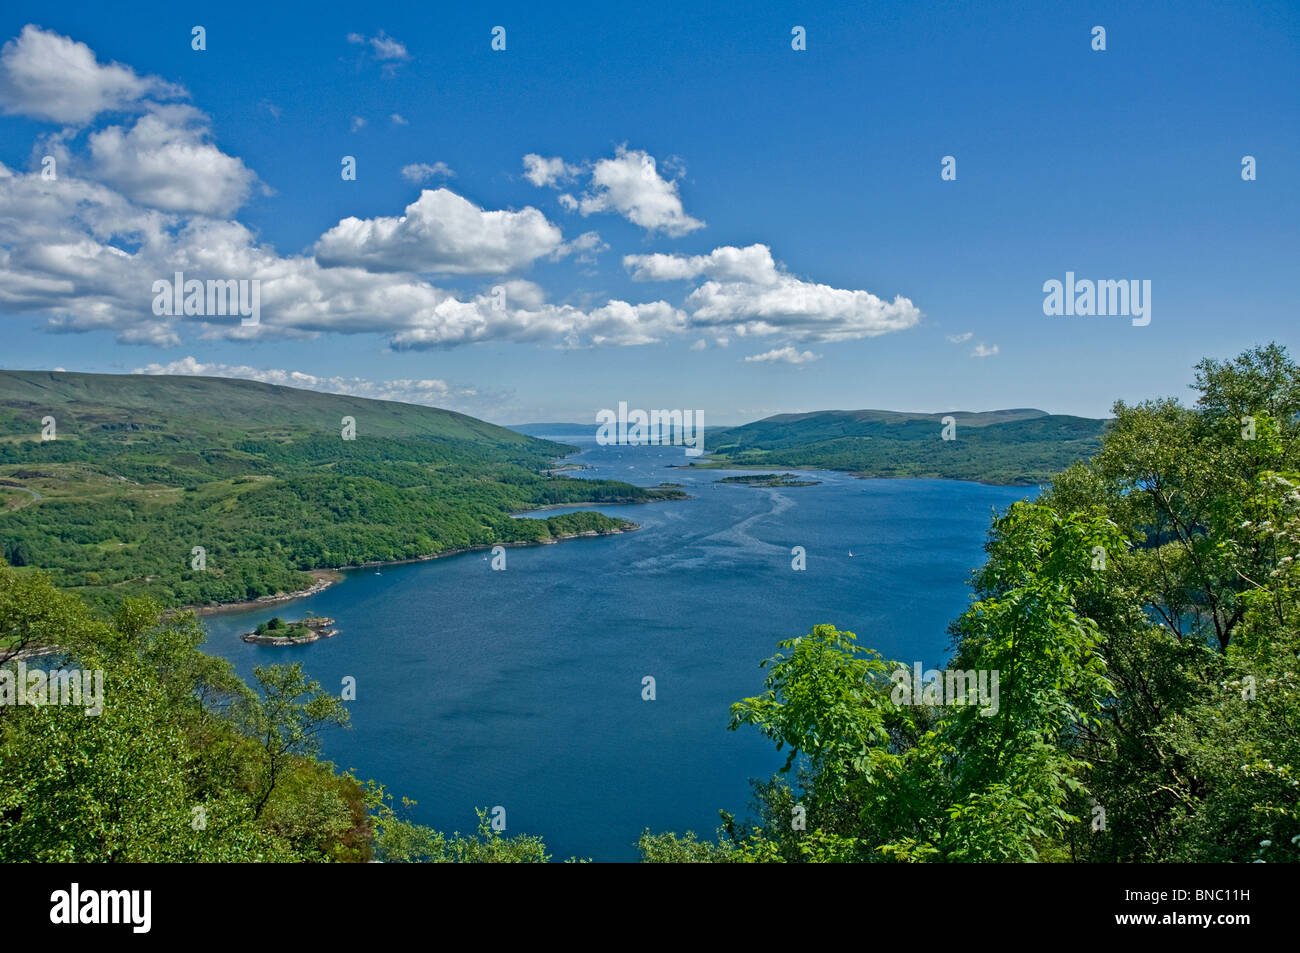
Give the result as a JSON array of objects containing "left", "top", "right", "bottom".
[
  {"left": 705, "top": 409, "right": 1107, "bottom": 485},
  {"left": 0, "top": 370, "right": 547, "bottom": 445}
]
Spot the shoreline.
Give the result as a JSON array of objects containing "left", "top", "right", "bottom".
[
  {"left": 184, "top": 444, "right": 673, "bottom": 616},
  {"left": 182, "top": 525, "right": 639, "bottom": 616},
  {"left": 186, "top": 569, "right": 343, "bottom": 617},
  {"left": 675, "top": 459, "right": 1042, "bottom": 489},
  {"left": 507, "top": 489, "right": 688, "bottom": 518}
]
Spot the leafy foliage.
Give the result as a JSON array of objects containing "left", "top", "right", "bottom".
[
  {"left": 646, "top": 344, "right": 1300, "bottom": 863},
  {"left": 0, "top": 562, "right": 554, "bottom": 862}
]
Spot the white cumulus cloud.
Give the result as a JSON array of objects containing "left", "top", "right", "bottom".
[
  {"left": 0, "top": 27, "right": 917, "bottom": 361},
  {"left": 522, "top": 154, "right": 578, "bottom": 188},
  {"left": 0, "top": 24, "right": 184, "bottom": 124},
  {"left": 313, "top": 188, "right": 564, "bottom": 275},
  {"left": 744, "top": 346, "right": 821, "bottom": 365},
  {"left": 574, "top": 146, "right": 704, "bottom": 236},
  {"left": 554, "top": 230, "right": 607, "bottom": 263},
  {"left": 0, "top": 160, "right": 685, "bottom": 351},
  {"left": 625, "top": 244, "right": 778, "bottom": 284},
  {"left": 625, "top": 243, "right": 920, "bottom": 344},
  {"left": 87, "top": 104, "right": 257, "bottom": 216}
]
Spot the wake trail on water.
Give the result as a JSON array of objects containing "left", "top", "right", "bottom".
[
  {"left": 624, "top": 487, "right": 795, "bottom": 572},
  {"left": 696, "top": 488, "right": 796, "bottom": 557}
]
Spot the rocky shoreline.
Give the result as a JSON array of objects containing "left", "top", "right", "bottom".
[
  {"left": 186, "top": 570, "right": 343, "bottom": 617},
  {"left": 241, "top": 616, "right": 339, "bottom": 646}
]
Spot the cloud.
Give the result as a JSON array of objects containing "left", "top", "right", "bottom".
[
  {"left": 625, "top": 243, "right": 920, "bottom": 343},
  {"left": 522, "top": 154, "right": 578, "bottom": 188},
  {"left": 625, "top": 244, "right": 778, "bottom": 283},
  {"left": 971, "top": 343, "right": 999, "bottom": 358},
  {"left": 0, "top": 25, "right": 184, "bottom": 124},
  {"left": 350, "top": 115, "right": 367, "bottom": 132},
  {"left": 690, "top": 339, "right": 707, "bottom": 351},
  {"left": 313, "top": 188, "right": 564, "bottom": 275},
  {"left": 131, "top": 356, "right": 504, "bottom": 413},
  {"left": 689, "top": 279, "right": 918, "bottom": 343},
  {"left": 386, "top": 287, "right": 687, "bottom": 350},
  {"left": 347, "top": 31, "right": 410, "bottom": 70},
  {"left": 945, "top": 331, "right": 973, "bottom": 343},
  {"left": 368, "top": 33, "right": 409, "bottom": 60},
  {"left": 744, "top": 346, "right": 821, "bottom": 365},
  {"left": 573, "top": 146, "right": 704, "bottom": 236},
  {"left": 401, "top": 161, "right": 454, "bottom": 183},
  {"left": 554, "top": 230, "right": 607, "bottom": 263},
  {"left": 389, "top": 113, "right": 408, "bottom": 125},
  {"left": 87, "top": 104, "right": 257, "bottom": 216},
  {"left": 0, "top": 155, "right": 686, "bottom": 351},
  {"left": 0, "top": 28, "right": 913, "bottom": 359}
]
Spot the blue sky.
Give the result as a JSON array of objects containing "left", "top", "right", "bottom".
[{"left": 0, "top": 0, "right": 1296, "bottom": 424}]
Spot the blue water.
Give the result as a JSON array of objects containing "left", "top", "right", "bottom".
[{"left": 200, "top": 438, "right": 1028, "bottom": 861}]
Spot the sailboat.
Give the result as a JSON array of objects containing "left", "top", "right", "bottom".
[{"left": 848, "top": 549, "right": 855, "bottom": 558}]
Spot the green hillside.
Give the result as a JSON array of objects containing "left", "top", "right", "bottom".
[
  {"left": 0, "top": 371, "right": 682, "bottom": 612},
  {"left": 0, "top": 370, "right": 542, "bottom": 445},
  {"left": 704, "top": 408, "right": 1108, "bottom": 485}
]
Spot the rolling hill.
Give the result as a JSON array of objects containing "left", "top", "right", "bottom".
[
  {"left": 0, "top": 370, "right": 543, "bottom": 445},
  {"left": 703, "top": 408, "right": 1108, "bottom": 485}
]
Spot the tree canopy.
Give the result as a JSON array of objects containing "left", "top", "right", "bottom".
[{"left": 643, "top": 344, "right": 1300, "bottom": 863}]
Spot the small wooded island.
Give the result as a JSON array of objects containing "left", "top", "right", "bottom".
[
  {"left": 241, "top": 616, "right": 338, "bottom": 645},
  {"left": 715, "top": 473, "right": 822, "bottom": 488}
]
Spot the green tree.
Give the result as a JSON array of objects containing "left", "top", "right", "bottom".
[{"left": 246, "top": 663, "right": 350, "bottom": 818}]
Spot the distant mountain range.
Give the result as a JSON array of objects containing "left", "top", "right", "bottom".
[{"left": 508, "top": 422, "right": 603, "bottom": 437}]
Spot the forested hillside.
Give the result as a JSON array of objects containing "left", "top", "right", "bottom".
[
  {"left": 706, "top": 408, "right": 1107, "bottom": 485},
  {"left": 0, "top": 372, "right": 681, "bottom": 612}
]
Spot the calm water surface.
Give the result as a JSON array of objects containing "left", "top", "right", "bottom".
[{"left": 201, "top": 438, "right": 1028, "bottom": 860}]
